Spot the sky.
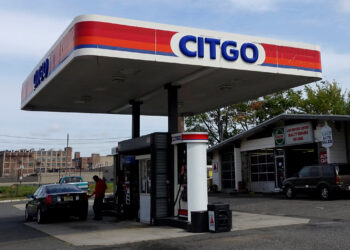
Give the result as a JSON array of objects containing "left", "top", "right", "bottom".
[{"left": 0, "top": 0, "right": 350, "bottom": 156}]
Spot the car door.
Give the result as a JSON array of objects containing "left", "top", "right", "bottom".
[
  {"left": 322, "top": 165, "right": 336, "bottom": 187},
  {"left": 35, "top": 186, "right": 46, "bottom": 209},
  {"left": 294, "top": 166, "right": 311, "bottom": 192},
  {"left": 296, "top": 166, "right": 320, "bottom": 193},
  {"left": 27, "top": 186, "right": 42, "bottom": 215},
  {"left": 308, "top": 166, "right": 321, "bottom": 191}
]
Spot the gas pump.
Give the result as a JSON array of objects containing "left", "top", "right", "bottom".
[
  {"left": 174, "top": 143, "right": 188, "bottom": 219},
  {"left": 115, "top": 133, "right": 171, "bottom": 224},
  {"left": 114, "top": 132, "right": 208, "bottom": 227},
  {"left": 116, "top": 155, "right": 139, "bottom": 220},
  {"left": 172, "top": 132, "right": 208, "bottom": 222}
]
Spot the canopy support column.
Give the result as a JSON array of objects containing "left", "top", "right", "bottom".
[
  {"left": 166, "top": 84, "right": 180, "bottom": 216},
  {"left": 130, "top": 101, "right": 142, "bottom": 139},
  {"left": 167, "top": 85, "right": 179, "bottom": 134}
]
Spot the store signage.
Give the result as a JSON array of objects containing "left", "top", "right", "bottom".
[
  {"left": 285, "top": 122, "right": 313, "bottom": 145},
  {"left": 321, "top": 123, "right": 333, "bottom": 148},
  {"left": 208, "top": 211, "right": 215, "bottom": 231},
  {"left": 320, "top": 151, "right": 328, "bottom": 164},
  {"left": 274, "top": 128, "right": 285, "bottom": 146},
  {"left": 123, "top": 156, "right": 135, "bottom": 164},
  {"left": 274, "top": 122, "right": 313, "bottom": 146},
  {"left": 213, "top": 161, "right": 218, "bottom": 173},
  {"left": 33, "top": 58, "right": 50, "bottom": 88},
  {"left": 179, "top": 35, "right": 259, "bottom": 63}
]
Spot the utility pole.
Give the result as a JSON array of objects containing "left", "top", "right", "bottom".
[{"left": 66, "top": 133, "right": 69, "bottom": 175}]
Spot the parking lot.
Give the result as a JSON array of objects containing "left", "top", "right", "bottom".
[
  {"left": 2, "top": 194, "right": 350, "bottom": 249},
  {"left": 210, "top": 193, "right": 350, "bottom": 221}
]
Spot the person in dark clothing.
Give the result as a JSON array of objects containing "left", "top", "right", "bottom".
[{"left": 89, "top": 175, "right": 107, "bottom": 220}]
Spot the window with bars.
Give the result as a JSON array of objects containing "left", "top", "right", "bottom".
[
  {"left": 221, "top": 150, "right": 235, "bottom": 189},
  {"left": 250, "top": 150, "right": 275, "bottom": 182}
]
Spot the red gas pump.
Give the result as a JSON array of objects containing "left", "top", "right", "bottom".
[
  {"left": 175, "top": 143, "right": 188, "bottom": 219},
  {"left": 175, "top": 164, "right": 187, "bottom": 219}
]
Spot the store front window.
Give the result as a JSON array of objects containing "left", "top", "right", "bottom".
[
  {"left": 221, "top": 150, "right": 235, "bottom": 190},
  {"left": 249, "top": 149, "right": 275, "bottom": 192}
]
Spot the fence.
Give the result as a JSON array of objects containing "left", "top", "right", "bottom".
[{"left": 38, "top": 171, "right": 103, "bottom": 184}]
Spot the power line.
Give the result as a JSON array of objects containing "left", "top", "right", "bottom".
[
  {"left": 0, "top": 134, "right": 130, "bottom": 141},
  {"left": 0, "top": 140, "right": 120, "bottom": 145}
]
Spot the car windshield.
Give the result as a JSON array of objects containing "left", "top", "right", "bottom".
[
  {"left": 63, "top": 177, "right": 82, "bottom": 183},
  {"left": 46, "top": 185, "right": 81, "bottom": 194}
]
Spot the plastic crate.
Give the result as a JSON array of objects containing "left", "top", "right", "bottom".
[{"left": 208, "top": 203, "right": 232, "bottom": 233}]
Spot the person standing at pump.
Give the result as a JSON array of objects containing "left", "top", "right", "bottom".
[{"left": 89, "top": 175, "right": 107, "bottom": 220}]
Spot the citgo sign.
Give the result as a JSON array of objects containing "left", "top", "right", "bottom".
[
  {"left": 179, "top": 35, "right": 259, "bottom": 63},
  {"left": 33, "top": 58, "right": 50, "bottom": 88}
]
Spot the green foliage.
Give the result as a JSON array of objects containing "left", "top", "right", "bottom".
[
  {"left": 0, "top": 185, "right": 38, "bottom": 199},
  {"left": 185, "top": 107, "right": 242, "bottom": 145},
  {"left": 0, "top": 182, "right": 114, "bottom": 200},
  {"left": 185, "top": 80, "right": 350, "bottom": 145},
  {"left": 299, "top": 80, "right": 348, "bottom": 115},
  {"left": 255, "top": 89, "right": 303, "bottom": 122},
  {"left": 237, "top": 89, "right": 303, "bottom": 127},
  {"left": 347, "top": 92, "right": 350, "bottom": 114}
]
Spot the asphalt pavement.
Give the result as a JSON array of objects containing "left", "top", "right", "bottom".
[
  {"left": 1, "top": 194, "right": 350, "bottom": 249},
  {"left": 0, "top": 201, "right": 75, "bottom": 250}
]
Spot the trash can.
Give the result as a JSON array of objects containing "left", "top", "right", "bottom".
[
  {"left": 207, "top": 203, "right": 232, "bottom": 233},
  {"left": 190, "top": 211, "right": 209, "bottom": 233}
]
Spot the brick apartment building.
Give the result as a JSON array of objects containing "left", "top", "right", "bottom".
[
  {"left": 73, "top": 152, "right": 113, "bottom": 170},
  {"left": 0, "top": 147, "right": 73, "bottom": 177}
]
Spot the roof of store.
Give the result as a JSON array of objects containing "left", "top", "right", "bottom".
[{"left": 208, "top": 114, "right": 350, "bottom": 152}]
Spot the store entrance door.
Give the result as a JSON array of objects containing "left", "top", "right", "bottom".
[
  {"left": 138, "top": 155, "right": 151, "bottom": 224},
  {"left": 275, "top": 155, "right": 285, "bottom": 190}
]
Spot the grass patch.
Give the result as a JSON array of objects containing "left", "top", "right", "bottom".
[
  {"left": 0, "top": 182, "right": 114, "bottom": 200},
  {"left": 0, "top": 185, "right": 39, "bottom": 199},
  {"left": 88, "top": 182, "right": 114, "bottom": 195}
]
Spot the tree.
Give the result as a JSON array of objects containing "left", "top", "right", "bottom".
[
  {"left": 346, "top": 92, "right": 350, "bottom": 114},
  {"left": 250, "top": 89, "right": 303, "bottom": 124},
  {"left": 185, "top": 107, "right": 241, "bottom": 146},
  {"left": 224, "top": 89, "right": 303, "bottom": 132},
  {"left": 299, "top": 80, "right": 348, "bottom": 115},
  {"left": 185, "top": 80, "right": 349, "bottom": 145}
]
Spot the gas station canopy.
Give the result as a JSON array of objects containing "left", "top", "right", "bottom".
[{"left": 21, "top": 15, "right": 322, "bottom": 116}]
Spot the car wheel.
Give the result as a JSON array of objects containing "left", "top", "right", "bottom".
[
  {"left": 285, "top": 186, "right": 295, "bottom": 199},
  {"left": 79, "top": 212, "right": 88, "bottom": 221},
  {"left": 36, "top": 207, "right": 46, "bottom": 224},
  {"left": 319, "top": 186, "right": 330, "bottom": 200},
  {"left": 25, "top": 206, "right": 33, "bottom": 222}
]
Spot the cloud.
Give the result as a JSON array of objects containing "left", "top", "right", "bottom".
[
  {"left": 227, "top": 0, "right": 279, "bottom": 12},
  {"left": 321, "top": 50, "right": 350, "bottom": 89},
  {"left": 106, "top": 0, "right": 323, "bottom": 14},
  {"left": 30, "top": 123, "right": 63, "bottom": 137},
  {"left": 337, "top": 0, "right": 350, "bottom": 12},
  {"left": 322, "top": 50, "right": 350, "bottom": 74},
  {"left": 0, "top": 9, "right": 70, "bottom": 59}
]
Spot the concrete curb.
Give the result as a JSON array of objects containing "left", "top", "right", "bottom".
[
  {"left": 0, "top": 198, "right": 29, "bottom": 203},
  {"left": 0, "top": 192, "right": 114, "bottom": 203}
]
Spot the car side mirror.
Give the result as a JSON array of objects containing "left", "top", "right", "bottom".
[{"left": 26, "top": 194, "right": 34, "bottom": 199}]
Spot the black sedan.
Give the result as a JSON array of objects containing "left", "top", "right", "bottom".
[{"left": 25, "top": 183, "right": 88, "bottom": 224}]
